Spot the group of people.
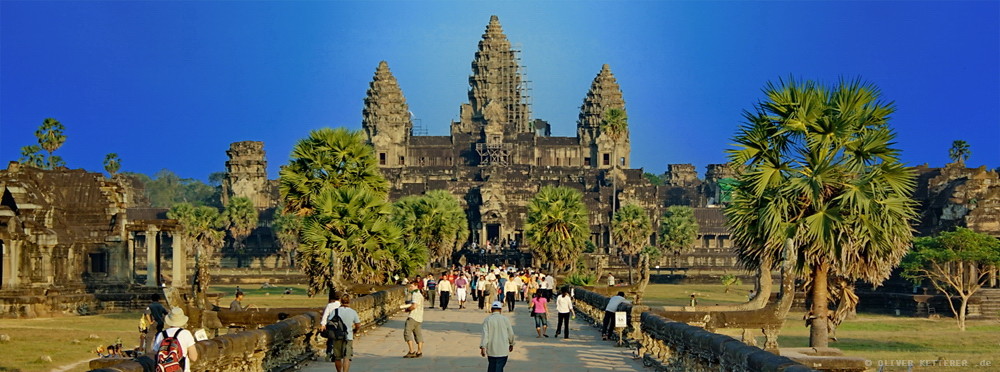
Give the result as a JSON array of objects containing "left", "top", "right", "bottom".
[
  {"left": 135, "top": 294, "right": 199, "bottom": 372},
  {"left": 320, "top": 265, "right": 580, "bottom": 372}
]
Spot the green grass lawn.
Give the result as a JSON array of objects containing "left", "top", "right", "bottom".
[
  {"left": 642, "top": 283, "right": 1000, "bottom": 372},
  {"left": 0, "top": 312, "right": 140, "bottom": 372},
  {"left": 211, "top": 284, "right": 328, "bottom": 309}
]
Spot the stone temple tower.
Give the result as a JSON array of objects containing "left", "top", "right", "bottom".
[
  {"left": 455, "top": 15, "right": 531, "bottom": 138},
  {"left": 221, "top": 141, "right": 271, "bottom": 209},
  {"left": 363, "top": 61, "right": 413, "bottom": 168},
  {"left": 578, "top": 64, "right": 629, "bottom": 169}
]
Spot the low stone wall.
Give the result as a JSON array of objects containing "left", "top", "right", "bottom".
[
  {"left": 88, "top": 286, "right": 407, "bottom": 372},
  {"left": 572, "top": 288, "right": 816, "bottom": 372}
]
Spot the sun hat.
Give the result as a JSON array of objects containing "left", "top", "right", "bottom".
[
  {"left": 164, "top": 307, "right": 189, "bottom": 328},
  {"left": 491, "top": 301, "right": 503, "bottom": 309}
]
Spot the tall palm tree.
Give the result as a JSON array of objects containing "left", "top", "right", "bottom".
[
  {"left": 658, "top": 205, "right": 700, "bottom": 267},
  {"left": 611, "top": 203, "right": 652, "bottom": 285},
  {"left": 280, "top": 127, "right": 404, "bottom": 297},
  {"left": 600, "top": 108, "right": 628, "bottom": 251},
  {"left": 948, "top": 140, "right": 971, "bottom": 164},
  {"left": 726, "top": 77, "right": 918, "bottom": 347},
  {"left": 168, "top": 203, "right": 225, "bottom": 308},
  {"left": 35, "top": 118, "right": 67, "bottom": 169},
  {"left": 392, "top": 190, "right": 469, "bottom": 267},
  {"left": 223, "top": 197, "right": 259, "bottom": 268},
  {"left": 301, "top": 187, "right": 417, "bottom": 292},
  {"left": 103, "top": 153, "right": 121, "bottom": 177},
  {"left": 524, "top": 185, "right": 590, "bottom": 273}
]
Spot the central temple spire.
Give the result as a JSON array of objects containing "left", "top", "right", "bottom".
[{"left": 467, "top": 15, "right": 530, "bottom": 137}]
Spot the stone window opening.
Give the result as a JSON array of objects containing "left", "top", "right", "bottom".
[
  {"left": 90, "top": 251, "right": 108, "bottom": 274},
  {"left": 379, "top": 153, "right": 386, "bottom": 165},
  {"left": 620, "top": 156, "right": 625, "bottom": 166},
  {"left": 420, "top": 157, "right": 426, "bottom": 166},
  {"left": 399, "top": 156, "right": 405, "bottom": 166},
  {"left": 603, "top": 153, "right": 610, "bottom": 166},
  {"left": 584, "top": 157, "right": 591, "bottom": 166}
]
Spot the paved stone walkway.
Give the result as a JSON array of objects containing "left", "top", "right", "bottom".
[{"left": 301, "top": 298, "right": 646, "bottom": 371}]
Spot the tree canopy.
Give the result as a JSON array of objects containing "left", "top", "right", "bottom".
[
  {"left": 725, "top": 77, "right": 918, "bottom": 347},
  {"left": 948, "top": 140, "right": 971, "bottom": 164},
  {"left": 658, "top": 205, "right": 699, "bottom": 255},
  {"left": 392, "top": 190, "right": 468, "bottom": 267},
  {"left": 901, "top": 228, "right": 1000, "bottom": 330},
  {"left": 19, "top": 118, "right": 66, "bottom": 169},
  {"left": 524, "top": 185, "right": 590, "bottom": 272}
]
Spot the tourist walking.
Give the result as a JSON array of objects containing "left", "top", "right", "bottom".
[
  {"left": 480, "top": 301, "right": 515, "bottom": 372},
  {"left": 147, "top": 294, "right": 169, "bottom": 334},
  {"left": 425, "top": 274, "right": 437, "bottom": 309},
  {"left": 319, "top": 296, "right": 342, "bottom": 358},
  {"left": 456, "top": 273, "right": 470, "bottom": 309},
  {"left": 544, "top": 274, "right": 556, "bottom": 300},
  {"left": 602, "top": 291, "right": 628, "bottom": 340},
  {"left": 320, "top": 295, "right": 361, "bottom": 372},
  {"left": 607, "top": 273, "right": 616, "bottom": 287},
  {"left": 503, "top": 275, "right": 518, "bottom": 312},
  {"left": 554, "top": 288, "right": 575, "bottom": 339},
  {"left": 438, "top": 274, "right": 453, "bottom": 310},
  {"left": 403, "top": 282, "right": 424, "bottom": 358},
  {"left": 152, "top": 307, "right": 199, "bottom": 372},
  {"left": 530, "top": 292, "right": 549, "bottom": 338},
  {"left": 477, "top": 274, "right": 488, "bottom": 310}
]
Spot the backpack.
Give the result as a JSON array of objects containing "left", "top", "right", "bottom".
[
  {"left": 155, "top": 329, "right": 186, "bottom": 372},
  {"left": 327, "top": 309, "right": 349, "bottom": 340}
]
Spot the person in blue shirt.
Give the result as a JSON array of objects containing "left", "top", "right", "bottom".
[{"left": 320, "top": 295, "right": 362, "bottom": 372}]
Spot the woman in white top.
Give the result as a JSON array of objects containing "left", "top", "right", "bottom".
[{"left": 554, "top": 287, "right": 575, "bottom": 339}]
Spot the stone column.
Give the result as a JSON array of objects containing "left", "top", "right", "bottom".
[
  {"left": 145, "top": 226, "right": 159, "bottom": 287},
  {"left": 172, "top": 233, "right": 185, "bottom": 288}
]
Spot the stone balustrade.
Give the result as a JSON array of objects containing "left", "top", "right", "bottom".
[
  {"left": 572, "top": 288, "right": 816, "bottom": 372},
  {"left": 88, "top": 286, "right": 407, "bottom": 372}
]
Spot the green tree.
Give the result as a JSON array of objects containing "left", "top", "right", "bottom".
[
  {"left": 280, "top": 128, "right": 414, "bottom": 296},
  {"left": 168, "top": 203, "right": 225, "bottom": 309},
  {"left": 612, "top": 203, "right": 652, "bottom": 285},
  {"left": 726, "top": 77, "right": 918, "bottom": 347},
  {"left": 901, "top": 228, "right": 1000, "bottom": 330},
  {"left": 35, "top": 118, "right": 67, "bottom": 169},
  {"left": 721, "top": 274, "right": 742, "bottom": 293},
  {"left": 658, "top": 205, "right": 700, "bottom": 266},
  {"left": 272, "top": 208, "right": 302, "bottom": 268},
  {"left": 223, "top": 197, "right": 259, "bottom": 268},
  {"left": 948, "top": 140, "right": 971, "bottom": 164},
  {"left": 600, "top": 108, "right": 628, "bottom": 250},
  {"left": 279, "top": 128, "right": 388, "bottom": 216},
  {"left": 103, "top": 153, "right": 121, "bottom": 176},
  {"left": 19, "top": 145, "right": 45, "bottom": 168},
  {"left": 392, "top": 190, "right": 469, "bottom": 267},
  {"left": 524, "top": 185, "right": 590, "bottom": 273},
  {"left": 642, "top": 172, "right": 665, "bottom": 186}
]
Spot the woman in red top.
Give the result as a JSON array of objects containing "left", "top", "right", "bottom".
[{"left": 530, "top": 292, "right": 549, "bottom": 338}]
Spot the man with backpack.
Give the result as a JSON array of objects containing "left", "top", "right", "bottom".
[
  {"left": 320, "top": 295, "right": 361, "bottom": 372},
  {"left": 152, "top": 307, "right": 198, "bottom": 372}
]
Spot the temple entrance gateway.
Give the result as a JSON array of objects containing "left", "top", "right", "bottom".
[{"left": 486, "top": 224, "right": 501, "bottom": 245}]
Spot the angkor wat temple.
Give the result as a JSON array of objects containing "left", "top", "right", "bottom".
[{"left": 1, "top": 16, "right": 997, "bottom": 318}]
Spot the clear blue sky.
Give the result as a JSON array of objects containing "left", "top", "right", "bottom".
[{"left": 2, "top": 1, "right": 998, "bottom": 181}]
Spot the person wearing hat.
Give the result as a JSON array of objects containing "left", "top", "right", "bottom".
[
  {"left": 152, "top": 307, "right": 199, "bottom": 372},
  {"left": 480, "top": 301, "right": 515, "bottom": 372}
]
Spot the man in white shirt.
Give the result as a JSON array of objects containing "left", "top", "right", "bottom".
[
  {"left": 403, "top": 282, "right": 424, "bottom": 358},
  {"left": 544, "top": 274, "right": 556, "bottom": 300},
  {"left": 503, "top": 276, "right": 519, "bottom": 312},
  {"left": 319, "top": 297, "right": 342, "bottom": 359},
  {"left": 480, "top": 301, "right": 515, "bottom": 372},
  {"left": 602, "top": 291, "right": 628, "bottom": 341},
  {"left": 319, "top": 295, "right": 362, "bottom": 372},
  {"left": 437, "top": 275, "right": 453, "bottom": 310}
]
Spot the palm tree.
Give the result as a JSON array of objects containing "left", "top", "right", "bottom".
[
  {"left": 600, "top": 108, "right": 628, "bottom": 251},
  {"left": 223, "top": 197, "right": 259, "bottom": 268},
  {"left": 272, "top": 207, "right": 302, "bottom": 269},
  {"left": 279, "top": 127, "right": 389, "bottom": 216},
  {"left": 611, "top": 203, "right": 652, "bottom": 285},
  {"left": 658, "top": 205, "right": 699, "bottom": 267},
  {"left": 726, "top": 77, "right": 918, "bottom": 347},
  {"left": 103, "top": 153, "right": 121, "bottom": 176},
  {"left": 168, "top": 203, "right": 225, "bottom": 309},
  {"left": 301, "top": 187, "right": 420, "bottom": 292},
  {"left": 948, "top": 140, "right": 971, "bottom": 164},
  {"left": 524, "top": 185, "right": 590, "bottom": 273},
  {"left": 280, "top": 127, "right": 401, "bottom": 297},
  {"left": 19, "top": 145, "right": 45, "bottom": 168},
  {"left": 392, "top": 190, "right": 469, "bottom": 267}
]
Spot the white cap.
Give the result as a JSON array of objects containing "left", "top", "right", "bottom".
[{"left": 491, "top": 301, "right": 503, "bottom": 309}]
